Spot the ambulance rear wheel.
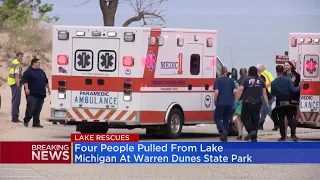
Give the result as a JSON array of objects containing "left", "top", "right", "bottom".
[{"left": 164, "top": 108, "right": 183, "bottom": 139}]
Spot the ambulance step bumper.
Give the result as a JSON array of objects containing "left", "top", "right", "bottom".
[{"left": 46, "top": 118, "right": 68, "bottom": 125}]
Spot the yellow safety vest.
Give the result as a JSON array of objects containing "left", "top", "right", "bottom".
[
  {"left": 261, "top": 70, "right": 273, "bottom": 92},
  {"left": 7, "top": 59, "right": 23, "bottom": 86}
]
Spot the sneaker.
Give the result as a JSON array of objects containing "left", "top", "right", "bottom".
[
  {"left": 278, "top": 137, "right": 286, "bottom": 141},
  {"left": 220, "top": 130, "right": 228, "bottom": 142},
  {"left": 291, "top": 135, "right": 298, "bottom": 142},
  {"left": 12, "top": 120, "right": 22, "bottom": 123},
  {"left": 244, "top": 131, "right": 256, "bottom": 141},
  {"left": 32, "top": 124, "right": 44, "bottom": 128},
  {"left": 236, "top": 136, "right": 242, "bottom": 140},
  {"left": 24, "top": 123, "right": 28, "bottom": 127}
]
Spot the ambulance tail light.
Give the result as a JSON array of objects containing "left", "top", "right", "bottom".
[
  {"left": 123, "top": 56, "right": 134, "bottom": 67},
  {"left": 124, "top": 82, "right": 132, "bottom": 101},
  {"left": 57, "top": 55, "right": 68, "bottom": 65},
  {"left": 58, "top": 80, "right": 66, "bottom": 99},
  {"left": 291, "top": 37, "right": 297, "bottom": 47}
]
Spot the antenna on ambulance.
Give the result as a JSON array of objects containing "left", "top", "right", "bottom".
[{"left": 229, "top": 45, "right": 234, "bottom": 68}]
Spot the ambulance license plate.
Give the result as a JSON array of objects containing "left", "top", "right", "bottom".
[{"left": 54, "top": 110, "right": 67, "bottom": 118}]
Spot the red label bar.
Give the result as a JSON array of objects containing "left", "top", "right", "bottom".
[
  {"left": 71, "top": 134, "right": 139, "bottom": 142},
  {"left": 0, "top": 142, "right": 71, "bottom": 164}
]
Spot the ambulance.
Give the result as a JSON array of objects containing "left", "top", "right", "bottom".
[
  {"left": 47, "top": 25, "right": 238, "bottom": 138},
  {"left": 289, "top": 33, "right": 320, "bottom": 127}
]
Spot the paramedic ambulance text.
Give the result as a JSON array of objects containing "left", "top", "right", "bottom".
[
  {"left": 73, "top": 143, "right": 253, "bottom": 163},
  {"left": 74, "top": 91, "right": 117, "bottom": 105},
  {"left": 300, "top": 96, "right": 320, "bottom": 109}
]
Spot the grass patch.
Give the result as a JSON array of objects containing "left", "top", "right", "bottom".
[{"left": 0, "top": 18, "right": 52, "bottom": 86}]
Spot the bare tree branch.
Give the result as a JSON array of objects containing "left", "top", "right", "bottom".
[
  {"left": 122, "top": 0, "right": 168, "bottom": 27},
  {"left": 75, "top": 0, "right": 91, "bottom": 8}
]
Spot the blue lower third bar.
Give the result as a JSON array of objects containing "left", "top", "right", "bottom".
[{"left": 72, "top": 142, "right": 320, "bottom": 164}]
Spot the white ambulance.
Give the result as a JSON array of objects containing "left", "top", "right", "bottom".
[
  {"left": 289, "top": 33, "right": 320, "bottom": 127},
  {"left": 48, "top": 25, "right": 238, "bottom": 138}
]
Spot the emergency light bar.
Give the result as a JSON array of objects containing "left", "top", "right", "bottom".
[
  {"left": 92, "top": 31, "right": 101, "bottom": 36},
  {"left": 123, "top": 56, "right": 134, "bottom": 67},
  {"left": 299, "top": 38, "right": 304, "bottom": 43},
  {"left": 307, "top": 38, "right": 312, "bottom": 43},
  {"left": 107, "top": 32, "right": 117, "bottom": 37},
  {"left": 58, "top": 31, "right": 69, "bottom": 40},
  {"left": 207, "top": 38, "right": 213, "bottom": 47},
  {"left": 177, "top": 36, "right": 184, "bottom": 47},
  {"left": 124, "top": 32, "right": 135, "bottom": 42},
  {"left": 149, "top": 37, "right": 156, "bottom": 45},
  {"left": 315, "top": 38, "right": 319, "bottom": 43},
  {"left": 76, "top": 31, "right": 85, "bottom": 36},
  {"left": 290, "top": 37, "right": 297, "bottom": 47},
  {"left": 157, "top": 36, "right": 164, "bottom": 46},
  {"left": 57, "top": 55, "right": 68, "bottom": 65}
]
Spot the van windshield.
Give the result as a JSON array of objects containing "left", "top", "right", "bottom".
[{"left": 216, "top": 57, "right": 223, "bottom": 77}]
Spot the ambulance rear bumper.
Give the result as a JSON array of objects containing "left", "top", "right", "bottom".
[{"left": 46, "top": 117, "right": 140, "bottom": 126}]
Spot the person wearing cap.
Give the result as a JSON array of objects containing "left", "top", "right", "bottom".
[{"left": 271, "top": 65, "right": 300, "bottom": 141}]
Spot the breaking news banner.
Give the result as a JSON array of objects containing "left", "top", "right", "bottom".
[
  {"left": 0, "top": 134, "right": 320, "bottom": 164},
  {"left": 0, "top": 134, "right": 138, "bottom": 164}
]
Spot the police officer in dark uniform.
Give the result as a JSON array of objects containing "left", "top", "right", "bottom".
[
  {"left": 236, "top": 66, "right": 269, "bottom": 142},
  {"left": 271, "top": 65, "right": 300, "bottom": 141}
]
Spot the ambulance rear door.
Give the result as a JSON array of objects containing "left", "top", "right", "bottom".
[
  {"left": 299, "top": 43, "right": 320, "bottom": 113},
  {"left": 71, "top": 37, "right": 120, "bottom": 109}
]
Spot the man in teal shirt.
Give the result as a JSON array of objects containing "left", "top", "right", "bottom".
[{"left": 271, "top": 65, "right": 300, "bottom": 141}]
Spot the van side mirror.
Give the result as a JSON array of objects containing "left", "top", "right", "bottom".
[{"left": 231, "top": 68, "right": 238, "bottom": 80}]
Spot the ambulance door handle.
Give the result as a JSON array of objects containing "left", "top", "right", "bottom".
[
  {"left": 204, "top": 84, "right": 209, "bottom": 90},
  {"left": 188, "top": 84, "right": 192, "bottom": 90}
]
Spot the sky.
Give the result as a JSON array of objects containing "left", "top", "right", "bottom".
[{"left": 43, "top": 0, "right": 320, "bottom": 75}]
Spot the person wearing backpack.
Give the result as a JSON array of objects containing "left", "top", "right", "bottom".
[{"left": 236, "top": 66, "right": 269, "bottom": 142}]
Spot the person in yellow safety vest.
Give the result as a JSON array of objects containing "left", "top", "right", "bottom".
[
  {"left": 7, "top": 52, "right": 24, "bottom": 123},
  {"left": 256, "top": 64, "right": 275, "bottom": 130}
]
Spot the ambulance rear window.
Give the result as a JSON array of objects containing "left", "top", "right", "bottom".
[{"left": 190, "top": 54, "right": 200, "bottom": 75}]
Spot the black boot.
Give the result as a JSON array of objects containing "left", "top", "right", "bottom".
[{"left": 220, "top": 130, "right": 228, "bottom": 142}]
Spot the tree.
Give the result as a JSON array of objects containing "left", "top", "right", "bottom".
[
  {"left": 0, "top": 0, "right": 59, "bottom": 26},
  {"left": 78, "top": 0, "right": 167, "bottom": 27}
]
